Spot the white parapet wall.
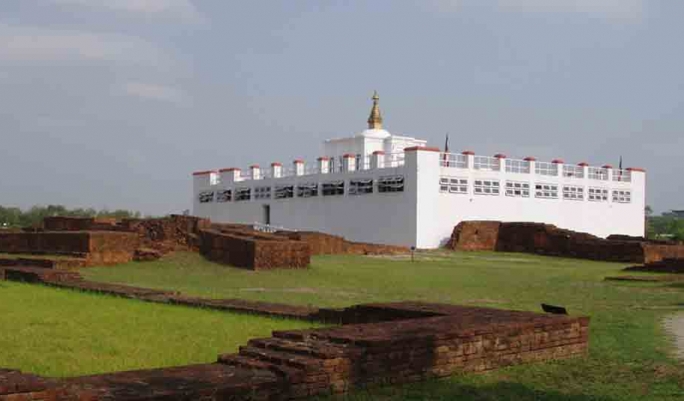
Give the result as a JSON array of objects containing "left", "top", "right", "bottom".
[
  {"left": 192, "top": 149, "right": 646, "bottom": 249},
  {"left": 193, "top": 152, "right": 417, "bottom": 247}
]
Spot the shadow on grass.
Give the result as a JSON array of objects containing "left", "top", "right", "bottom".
[{"left": 326, "top": 380, "right": 617, "bottom": 401}]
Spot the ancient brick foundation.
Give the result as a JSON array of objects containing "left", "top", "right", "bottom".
[
  {"left": 199, "top": 228, "right": 310, "bottom": 270},
  {"left": 43, "top": 216, "right": 119, "bottom": 232},
  {"left": 446, "top": 221, "right": 502, "bottom": 252},
  {"left": 0, "top": 295, "right": 589, "bottom": 401},
  {"left": 0, "top": 231, "right": 138, "bottom": 266},
  {"left": 446, "top": 221, "right": 684, "bottom": 264},
  {"left": 276, "top": 231, "right": 409, "bottom": 256},
  {"left": 624, "top": 258, "right": 684, "bottom": 274}
]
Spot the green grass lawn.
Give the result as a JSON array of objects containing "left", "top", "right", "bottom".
[
  {"left": 81, "top": 251, "right": 684, "bottom": 400},
  {"left": 0, "top": 281, "right": 319, "bottom": 377}
]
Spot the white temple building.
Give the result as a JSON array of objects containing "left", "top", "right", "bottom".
[{"left": 192, "top": 93, "right": 646, "bottom": 248}]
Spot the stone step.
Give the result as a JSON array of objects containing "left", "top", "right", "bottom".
[
  {"left": 0, "top": 255, "right": 87, "bottom": 270},
  {"left": 0, "top": 266, "right": 83, "bottom": 283},
  {"left": 247, "top": 337, "right": 361, "bottom": 359},
  {"left": 218, "top": 353, "right": 306, "bottom": 383},
  {"left": 238, "top": 346, "right": 325, "bottom": 372}
]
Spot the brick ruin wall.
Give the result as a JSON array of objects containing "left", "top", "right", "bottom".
[
  {"left": 446, "top": 221, "right": 684, "bottom": 264},
  {"left": 276, "top": 231, "right": 410, "bottom": 256},
  {"left": 199, "top": 228, "right": 310, "bottom": 270},
  {"left": 0, "top": 301, "right": 589, "bottom": 401},
  {"left": 446, "top": 221, "right": 502, "bottom": 252},
  {"left": 42, "top": 216, "right": 119, "bottom": 232},
  {"left": 624, "top": 258, "right": 684, "bottom": 274},
  {"left": 0, "top": 231, "right": 138, "bottom": 266},
  {"left": 4, "top": 215, "right": 406, "bottom": 270}
]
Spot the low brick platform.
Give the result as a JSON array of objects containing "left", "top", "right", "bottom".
[
  {"left": 447, "top": 221, "right": 684, "bottom": 263},
  {"left": 624, "top": 258, "right": 684, "bottom": 274},
  {"left": 0, "top": 297, "right": 590, "bottom": 400},
  {"left": 604, "top": 275, "right": 684, "bottom": 283},
  {"left": 0, "top": 231, "right": 138, "bottom": 266},
  {"left": 0, "top": 255, "right": 87, "bottom": 270},
  {"left": 200, "top": 228, "right": 310, "bottom": 270},
  {"left": 276, "top": 231, "right": 409, "bottom": 256},
  {"left": 0, "top": 266, "right": 83, "bottom": 283},
  {"left": 226, "top": 302, "right": 589, "bottom": 398}
]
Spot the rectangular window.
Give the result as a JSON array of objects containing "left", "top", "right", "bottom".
[
  {"left": 322, "top": 181, "right": 345, "bottom": 196},
  {"left": 297, "top": 183, "right": 319, "bottom": 198},
  {"left": 563, "top": 185, "right": 584, "bottom": 201},
  {"left": 563, "top": 165, "right": 585, "bottom": 178},
  {"left": 505, "top": 181, "right": 530, "bottom": 197},
  {"left": 216, "top": 189, "right": 232, "bottom": 203},
  {"left": 349, "top": 178, "right": 374, "bottom": 195},
  {"left": 588, "top": 187, "right": 609, "bottom": 202},
  {"left": 378, "top": 176, "right": 405, "bottom": 193},
  {"left": 199, "top": 190, "right": 214, "bottom": 203},
  {"left": 274, "top": 185, "right": 294, "bottom": 199},
  {"left": 535, "top": 183, "right": 558, "bottom": 199},
  {"left": 439, "top": 177, "right": 468, "bottom": 194},
  {"left": 473, "top": 179, "right": 500, "bottom": 196},
  {"left": 505, "top": 159, "right": 530, "bottom": 174},
  {"left": 535, "top": 162, "right": 559, "bottom": 176},
  {"left": 253, "top": 186, "right": 271, "bottom": 200},
  {"left": 612, "top": 190, "right": 632, "bottom": 203},
  {"left": 235, "top": 188, "right": 251, "bottom": 201}
]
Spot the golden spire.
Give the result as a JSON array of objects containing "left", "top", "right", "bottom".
[{"left": 367, "top": 91, "right": 383, "bottom": 129}]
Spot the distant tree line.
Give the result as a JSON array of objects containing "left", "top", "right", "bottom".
[
  {"left": 0, "top": 205, "right": 144, "bottom": 228},
  {"left": 646, "top": 206, "right": 684, "bottom": 241}
]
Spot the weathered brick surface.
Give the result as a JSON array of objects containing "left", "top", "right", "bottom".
[
  {"left": 447, "top": 221, "right": 684, "bottom": 263},
  {"left": 43, "top": 217, "right": 118, "bottom": 232},
  {"left": 445, "top": 221, "right": 501, "bottom": 251},
  {"left": 0, "top": 369, "right": 52, "bottom": 397},
  {"left": 55, "top": 364, "right": 280, "bottom": 401},
  {"left": 0, "top": 256, "right": 86, "bottom": 270},
  {"left": 238, "top": 302, "right": 590, "bottom": 398},
  {"left": 0, "top": 232, "right": 137, "bottom": 266},
  {"left": 0, "top": 267, "right": 82, "bottom": 283},
  {"left": 199, "top": 229, "right": 310, "bottom": 270},
  {"left": 276, "top": 231, "right": 409, "bottom": 256},
  {"left": 624, "top": 258, "right": 684, "bottom": 274},
  {"left": 0, "top": 300, "right": 590, "bottom": 400}
]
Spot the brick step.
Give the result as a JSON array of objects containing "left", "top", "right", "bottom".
[
  {"left": 218, "top": 353, "right": 306, "bottom": 383},
  {"left": 238, "top": 346, "right": 326, "bottom": 372},
  {"left": 61, "top": 363, "right": 279, "bottom": 400},
  {"left": 0, "top": 255, "right": 87, "bottom": 270},
  {"left": 247, "top": 337, "right": 361, "bottom": 359},
  {"left": 0, "top": 266, "right": 83, "bottom": 283}
]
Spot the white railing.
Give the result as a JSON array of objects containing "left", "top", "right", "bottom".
[
  {"left": 440, "top": 153, "right": 468, "bottom": 168},
  {"left": 505, "top": 159, "right": 530, "bottom": 174},
  {"left": 303, "top": 164, "right": 319, "bottom": 175},
  {"left": 386, "top": 152, "right": 405, "bottom": 168},
  {"left": 474, "top": 155, "right": 500, "bottom": 171},
  {"left": 563, "top": 165, "right": 584, "bottom": 178},
  {"left": 588, "top": 167, "right": 608, "bottom": 181},
  {"left": 612, "top": 169, "right": 632, "bottom": 183},
  {"left": 535, "top": 162, "right": 559, "bottom": 176}
]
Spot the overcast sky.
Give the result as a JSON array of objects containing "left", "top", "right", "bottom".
[{"left": 0, "top": 0, "right": 681, "bottom": 215}]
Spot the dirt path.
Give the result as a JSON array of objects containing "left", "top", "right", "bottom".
[{"left": 664, "top": 312, "right": 684, "bottom": 361}]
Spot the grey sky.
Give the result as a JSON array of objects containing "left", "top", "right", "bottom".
[{"left": 0, "top": 0, "right": 681, "bottom": 215}]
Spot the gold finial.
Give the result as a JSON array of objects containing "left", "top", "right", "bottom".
[{"left": 367, "top": 91, "right": 383, "bottom": 129}]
